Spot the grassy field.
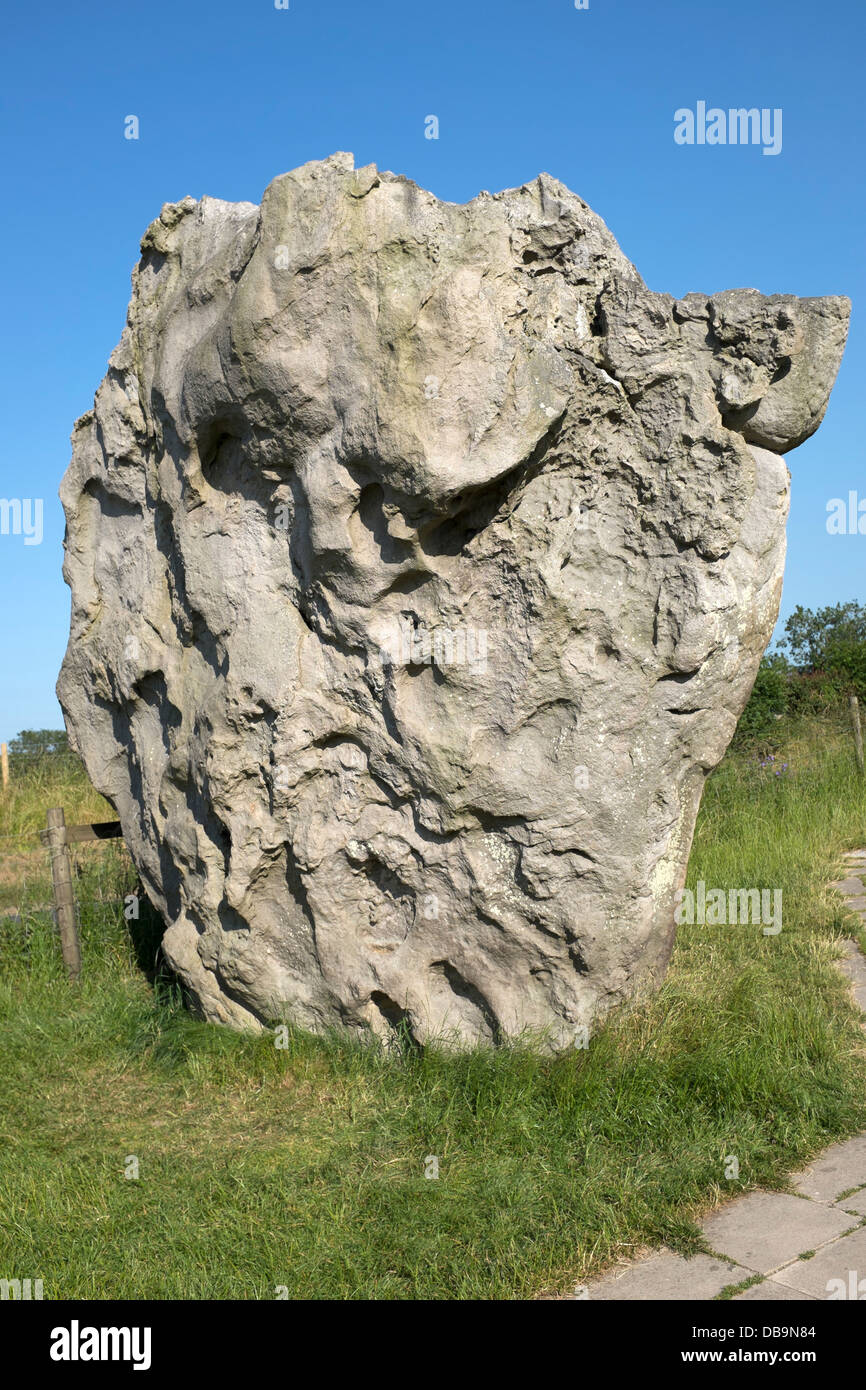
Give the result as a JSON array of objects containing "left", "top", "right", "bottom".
[{"left": 1, "top": 715, "right": 865, "bottom": 1300}]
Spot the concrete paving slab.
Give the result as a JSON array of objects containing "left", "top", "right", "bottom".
[
  {"left": 839, "top": 938, "right": 866, "bottom": 970},
  {"left": 834, "top": 1187, "right": 866, "bottom": 1216},
  {"left": 793, "top": 1136, "right": 866, "bottom": 1202},
  {"left": 733, "top": 1280, "right": 818, "bottom": 1301},
  {"left": 771, "top": 1226, "right": 866, "bottom": 1299},
  {"left": 700, "top": 1192, "right": 852, "bottom": 1272},
  {"left": 588, "top": 1250, "right": 750, "bottom": 1301},
  {"left": 838, "top": 944, "right": 866, "bottom": 1003},
  {"left": 832, "top": 877, "right": 866, "bottom": 895}
]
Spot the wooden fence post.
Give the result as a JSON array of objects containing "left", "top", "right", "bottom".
[
  {"left": 850, "top": 695, "right": 865, "bottom": 777},
  {"left": 1, "top": 742, "right": 8, "bottom": 790},
  {"left": 46, "top": 807, "right": 81, "bottom": 982}
]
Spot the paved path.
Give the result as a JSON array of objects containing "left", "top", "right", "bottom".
[{"left": 578, "top": 849, "right": 866, "bottom": 1302}]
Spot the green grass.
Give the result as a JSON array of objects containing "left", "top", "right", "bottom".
[
  {"left": 1, "top": 716, "right": 865, "bottom": 1299},
  {"left": 716, "top": 1273, "right": 764, "bottom": 1300}
]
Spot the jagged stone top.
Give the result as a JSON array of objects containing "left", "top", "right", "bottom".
[{"left": 76, "top": 153, "right": 850, "bottom": 489}]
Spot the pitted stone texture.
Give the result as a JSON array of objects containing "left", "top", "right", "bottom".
[{"left": 58, "top": 154, "right": 849, "bottom": 1045}]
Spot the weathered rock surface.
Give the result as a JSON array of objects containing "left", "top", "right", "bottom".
[{"left": 58, "top": 153, "right": 849, "bottom": 1047}]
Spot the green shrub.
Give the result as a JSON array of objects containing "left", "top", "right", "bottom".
[{"left": 733, "top": 654, "right": 789, "bottom": 746}]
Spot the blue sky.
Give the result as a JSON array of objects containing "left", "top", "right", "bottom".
[{"left": 0, "top": 0, "right": 863, "bottom": 739}]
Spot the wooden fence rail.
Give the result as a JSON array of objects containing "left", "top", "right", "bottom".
[
  {"left": 39, "top": 808, "right": 124, "bottom": 981},
  {"left": 851, "top": 696, "right": 865, "bottom": 777}
]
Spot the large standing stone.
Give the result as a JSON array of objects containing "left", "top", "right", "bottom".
[{"left": 58, "top": 154, "right": 849, "bottom": 1046}]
